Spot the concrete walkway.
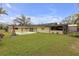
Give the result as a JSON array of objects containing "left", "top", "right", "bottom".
[{"left": 15, "top": 32, "right": 36, "bottom": 35}]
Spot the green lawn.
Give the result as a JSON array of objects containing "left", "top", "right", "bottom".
[{"left": 0, "top": 33, "right": 79, "bottom": 56}]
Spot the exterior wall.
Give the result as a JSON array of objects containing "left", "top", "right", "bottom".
[
  {"left": 17, "top": 26, "right": 30, "bottom": 32},
  {"left": 50, "top": 30, "right": 63, "bottom": 34},
  {"left": 36, "top": 26, "right": 50, "bottom": 33},
  {"left": 68, "top": 24, "right": 77, "bottom": 32},
  {"left": 8, "top": 26, "right": 29, "bottom": 32},
  {"left": 8, "top": 25, "right": 63, "bottom": 34},
  {"left": 36, "top": 26, "right": 63, "bottom": 34},
  {"left": 8, "top": 26, "right": 37, "bottom": 33},
  {"left": 8, "top": 25, "right": 68, "bottom": 34}
]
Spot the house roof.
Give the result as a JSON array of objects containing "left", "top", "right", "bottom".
[
  {"left": 8, "top": 23, "right": 67, "bottom": 27},
  {"left": 37, "top": 23, "right": 67, "bottom": 27}
]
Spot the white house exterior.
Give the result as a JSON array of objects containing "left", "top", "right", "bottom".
[{"left": 68, "top": 24, "right": 78, "bottom": 32}]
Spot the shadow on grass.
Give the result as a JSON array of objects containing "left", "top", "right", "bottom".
[
  {"left": 69, "top": 32, "right": 79, "bottom": 38},
  {"left": 70, "top": 35, "right": 79, "bottom": 38}
]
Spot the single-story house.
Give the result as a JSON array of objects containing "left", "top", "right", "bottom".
[{"left": 8, "top": 23, "right": 68, "bottom": 34}]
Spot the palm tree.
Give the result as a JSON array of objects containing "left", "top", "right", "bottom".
[
  {"left": 14, "top": 15, "right": 31, "bottom": 32},
  {"left": 0, "top": 7, "right": 8, "bottom": 39},
  {"left": 14, "top": 15, "right": 31, "bottom": 26},
  {"left": 0, "top": 8, "right": 8, "bottom": 16}
]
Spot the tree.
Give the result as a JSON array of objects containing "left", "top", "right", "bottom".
[
  {"left": 62, "top": 16, "right": 72, "bottom": 24},
  {"left": 74, "top": 14, "right": 79, "bottom": 24},
  {"left": 62, "top": 14, "right": 79, "bottom": 24},
  {"left": 13, "top": 15, "right": 31, "bottom": 32},
  {"left": 0, "top": 8, "right": 8, "bottom": 16},
  {"left": 77, "top": 23, "right": 79, "bottom": 31},
  {"left": 0, "top": 7, "right": 8, "bottom": 31},
  {"left": 0, "top": 7, "right": 8, "bottom": 39},
  {"left": 14, "top": 15, "right": 31, "bottom": 26}
]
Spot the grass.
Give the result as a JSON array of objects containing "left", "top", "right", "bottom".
[
  {"left": 0, "top": 33, "right": 79, "bottom": 56},
  {"left": 68, "top": 32, "right": 79, "bottom": 38}
]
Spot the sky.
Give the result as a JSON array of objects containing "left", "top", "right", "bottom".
[{"left": 0, "top": 3, "right": 79, "bottom": 24}]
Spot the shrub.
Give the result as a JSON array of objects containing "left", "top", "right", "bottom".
[
  {"left": 11, "top": 32, "right": 17, "bottom": 36},
  {"left": 52, "top": 32, "right": 54, "bottom": 34},
  {"left": 69, "top": 32, "right": 79, "bottom": 38},
  {"left": 56, "top": 32, "right": 59, "bottom": 34},
  {"left": 0, "top": 33, "right": 4, "bottom": 41}
]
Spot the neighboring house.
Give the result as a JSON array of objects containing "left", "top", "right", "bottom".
[
  {"left": 68, "top": 15, "right": 79, "bottom": 32},
  {"left": 68, "top": 24, "right": 78, "bottom": 32},
  {"left": 62, "top": 13, "right": 79, "bottom": 32},
  {"left": 8, "top": 23, "right": 68, "bottom": 34}
]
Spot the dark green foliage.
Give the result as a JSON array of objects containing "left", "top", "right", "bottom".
[
  {"left": 0, "top": 8, "right": 8, "bottom": 15},
  {"left": 77, "top": 23, "right": 79, "bottom": 31},
  {"left": 69, "top": 32, "right": 79, "bottom": 38},
  {"left": 0, "top": 33, "right": 4, "bottom": 41},
  {"left": 0, "top": 24, "right": 8, "bottom": 32}
]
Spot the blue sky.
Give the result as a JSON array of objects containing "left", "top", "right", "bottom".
[{"left": 0, "top": 3, "right": 79, "bottom": 24}]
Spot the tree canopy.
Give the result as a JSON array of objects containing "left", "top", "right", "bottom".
[
  {"left": 14, "top": 15, "right": 31, "bottom": 26},
  {"left": 0, "top": 8, "right": 8, "bottom": 16},
  {"left": 62, "top": 13, "right": 79, "bottom": 24}
]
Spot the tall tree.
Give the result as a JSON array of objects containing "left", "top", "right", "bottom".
[
  {"left": 62, "top": 16, "right": 71, "bottom": 24},
  {"left": 0, "top": 8, "right": 8, "bottom": 16},
  {"left": 62, "top": 14, "right": 79, "bottom": 24},
  {"left": 0, "top": 7, "right": 8, "bottom": 32},
  {"left": 74, "top": 14, "right": 79, "bottom": 24},
  {"left": 0, "top": 7, "right": 8, "bottom": 38},
  {"left": 14, "top": 15, "right": 31, "bottom": 26}
]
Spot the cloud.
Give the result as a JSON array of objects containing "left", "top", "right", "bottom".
[
  {"left": 6, "top": 3, "right": 12, "bottom": 8},
  {"left": 30, "top": 16, "right": 62, "bottom": 24},
  {"left": 12, "top": 15, "right": 62, "bottom": 24},
  {"left": 0, "top": 15, "right": 62, "bottom": 25},
  {"left": 28, "top": 8, "right": 60, "bottom": 24},
  {"left": 0, "top": 16, "right": 14, "bottom": 24}
]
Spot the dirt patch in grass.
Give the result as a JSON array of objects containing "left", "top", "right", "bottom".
[
  {"left": 69, "top": 39, "right": 79, "bottom": 56},
  {"left": 71, "top": 41, "right": 79, "bottom": 50}
]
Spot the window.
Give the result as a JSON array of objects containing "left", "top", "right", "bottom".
[
  {"left": 15, "top": 28, "right": 18, "bottom": 30},
  {"left": 50, "top": 26, "right": 63, "bottom": 30}
]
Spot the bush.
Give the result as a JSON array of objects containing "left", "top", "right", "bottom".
[
  {"left": 52, "top": 32, "right": 54, "bottom": 34},
  {"left": 11, "top": 32, "right": 17, "bottom": 36},
  {"left": 0, "top": 33, "right": 4, "bottom": 41},
  {"left": 56, "top": 32, "right": 59, "bottom": 34},
  {"left": 69, "top": 32, "right": 79, "bottom": 38}
]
